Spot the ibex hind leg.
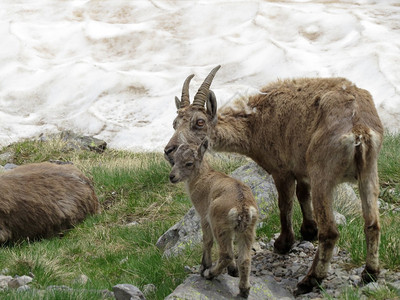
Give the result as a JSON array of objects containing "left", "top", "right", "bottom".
[
  {"left": 236, "top": 230, "right": 255, "bottom": 298},
  {"left": 358, "top": 159, "right": 380, "bottom": 283},
  {"left": 203, "top": 230, "right": 234, "bottom": 280},
  {"left": 296, "top": 178, "right": 338, "bottom": 295}
]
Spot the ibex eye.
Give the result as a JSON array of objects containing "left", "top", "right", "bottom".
[
  {"left": 186, "top": 162, "right": 194, "bottom": 167},
  {"left": 196, "top": 119, "right": 205, "bottom": 127}
]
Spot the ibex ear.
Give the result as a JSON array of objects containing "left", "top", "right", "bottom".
[
  {"left": 198, "top": 138, "right": 209, "bottom": 159},
  {"left": 175, "top": 96, "right": 181, "bottom": 109},
  {"left": 206, "top": 90, "right": 217, "bottom": 123}
]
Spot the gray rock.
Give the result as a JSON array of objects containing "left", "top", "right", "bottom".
[
  {"left": 46, "top": 285, "right": 73, "bottom": 291},
  {"left": 8, "top": 275, "right": 33, "bottom": 289},
  {"left": 165, "top": 274, "right": 294, "bottom": 300},
  {"left": 113, "top": 284, "right": 146, "bottom": 300},
  {"left": 59, "top": 130, "right": 107, "bottom": 153},
  {"left": 39, "top": 130, "right": 107, "bottom": 153},
  {"left": 143, "top": 283, "right": 156, "bottom": 295},
  {"left": 0, "top": 152, "right": 14, "bottom": 163},
  {"left": 230, "top": 161, "right": 278, "bottom": 219},
  {"left": 334, "top": 211, "right": 347, "bottom": 226},
  {"left": 0, "top": 275, "right": 12, "bottom": 289},
  {"left": 17, "top": 285, "right": 30, "bottom": 292},
  {"left": 73, "top": 274, "right": 89, "bottom": 285},
  {"left": 4, "top": 163, "right": 18, "bottom": 170},
  {"left": 156, "top": 207, "right": 202, "bottom": 257}
]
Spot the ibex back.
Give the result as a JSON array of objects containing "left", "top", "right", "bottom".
[
  {"left": 169, "top": 139, "right": 258, "bottom": 298},
  {"left": 165, "top": 66, "right": 384, "bottom": 295},
  {"left": 0, "top": 162, "right": 99, "bottom": 243}
]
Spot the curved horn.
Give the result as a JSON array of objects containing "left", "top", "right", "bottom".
[
  {"left": 180, "top": 74, "right": 195, "bottom": 108},
  {"left": 193, "top": 65, "right": 221, "bottom": 108}
]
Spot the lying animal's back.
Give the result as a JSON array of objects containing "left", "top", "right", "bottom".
[{"left": 0, "top": 162, "right": 99, "bottom": 242}]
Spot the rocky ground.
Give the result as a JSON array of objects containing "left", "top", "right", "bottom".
[
  {"left": 250, "top": 236, "right": 400, "bottom": 299},
  {"left": 178, "top": 236, "right": 400, "bottom": 300}
]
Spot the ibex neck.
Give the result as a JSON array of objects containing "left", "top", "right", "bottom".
[
  {"left": 210, "top": 111, "right": 251, "bottom": 155},
  {"left": 186, "top": 159, "right": 211, "bottom": 187}
]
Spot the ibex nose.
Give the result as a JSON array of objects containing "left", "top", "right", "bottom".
[{"left": 169, "top": 174, "right": 177, "bottom": 183}]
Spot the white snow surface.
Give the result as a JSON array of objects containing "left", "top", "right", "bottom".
[{"left": 0, "top": 0, "right": 399, "bottom": 151}]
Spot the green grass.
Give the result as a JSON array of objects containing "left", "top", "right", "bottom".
[{"left": 0, "top": 133, "right": 399, "bottom": 299}]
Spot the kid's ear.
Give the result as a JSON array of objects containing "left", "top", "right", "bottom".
[
  {"left": 198, "top": 138, "right": 209, "bottom": 159},
  {"left": 206, "top": 90, "right": 217, "bottom": 123}
]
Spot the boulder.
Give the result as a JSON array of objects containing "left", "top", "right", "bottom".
[{"left": 165, "top": 274, "right": 294, "bottom": 300}]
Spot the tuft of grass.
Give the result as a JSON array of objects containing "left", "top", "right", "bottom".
[{"left": 378, "top": 132, "right": 400, "bottom": 204}]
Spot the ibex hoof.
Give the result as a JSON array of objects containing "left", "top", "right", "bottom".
[
  {"left": 238, "top": 287, "right": 250, "bottom": 298},
  {"left": 227, "top": 265, "right": 239, "bottom": 277},
  {"left": 203, "top": 269, "right": 214, "bottom": 280},
  {"left": 300, "top": 220, "right": 318, "bottom": 241},
  {"left": 361, "top": 267, "right": 379, "bottom": 283},
  {"left": 294, "top": 275, "right": 321, "bottom": 296},
  {"left": 274, "top": 234, "right": 294, "bottom": 254}
]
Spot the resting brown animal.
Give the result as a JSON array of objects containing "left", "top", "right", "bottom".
[
  {"left": 164, "top": 66, "right": 384, "bottom": 294},
  {"left": 169, "top": 139, "right": 258, "bottom": 298},
  {"left": 0, "top": 162, "right": 99, "bottom": 243}
]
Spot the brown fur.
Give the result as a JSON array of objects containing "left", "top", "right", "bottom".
[
  {"left": 0, "top": 162, "right": 100, "bottom": 243},
  {"left": 165, "top": 69, "right": 384, "bottom": 295},
  {"left": 169, "top": 140, "right": 258, "bottom": 298}
]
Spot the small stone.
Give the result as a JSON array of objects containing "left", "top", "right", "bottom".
[
  {"left": 334, "top": 211, "right": 346, "bottom": 225},
  {"left": 46, "top": 285, "right": 73, "bottom": 291},
  {"left": 4, "top": 163, "right": 18, "bottom": 170},
  {"left": 17, "top": 285, "right": 30, "bottom": 292},
  {"left": 8, "top": 276, "right": 33, "bottom": 289},
  {"left": 259, "top": 241, "right": 267, "bottom": 249},
  {"left": 0, "top": 152, "right": 14, "bottom": 162},
  {"left": 119, "top": 257, "right": 129, "bottom": 264},
  {"left": 297, "top": 241, "right": 314, "bottom": 251},
  {"left": 125, "top": 221, "right": 139, "bottom": 227},
  {"left": 349, "top": 274, "right": 361, "bottom": 282},
  {"left": 0, "top": 275, "right": 13, "bottom": 289},
  {"left": 273, "top": 267, "right": 286, "bottom": 277},
  {"left": 143, "top": 283, "right": 156, "bottom": 295},
  {"left": 362, "top": 281, "right": 381, "bottom": 292},
  {"left": 74, "top": 274, "right": 89, "bottom": 285},
  {"left": 113, "top": 284, "right": 146, "bottom": 300},
  {"left": 0, "top": 268, "right": 9, "bottom": 275}
]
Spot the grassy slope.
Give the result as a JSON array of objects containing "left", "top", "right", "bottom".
[{"left": 0, "top": 133, "right": 399, "bottom": 299}]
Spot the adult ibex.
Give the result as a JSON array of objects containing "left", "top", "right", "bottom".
[
  {"left": 0, "top": 162, "right": 100, "bottom": 243},
  {"left": 169, "top": 139, "right": 258, "bottom": 298},
  {"left": 164, "top": 66, "right": 384, "bottom": 294}
]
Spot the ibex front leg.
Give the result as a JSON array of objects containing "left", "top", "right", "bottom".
[
  {"left": 273, "top": 175, "right": 296, "bottom": 254},
  {"left": 296, "top": 180, "right": 318, "bottom": 241}
]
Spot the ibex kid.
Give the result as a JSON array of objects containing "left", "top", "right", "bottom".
[{"left": 168, "top": 139, "right": 258, "bottom": 298}]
